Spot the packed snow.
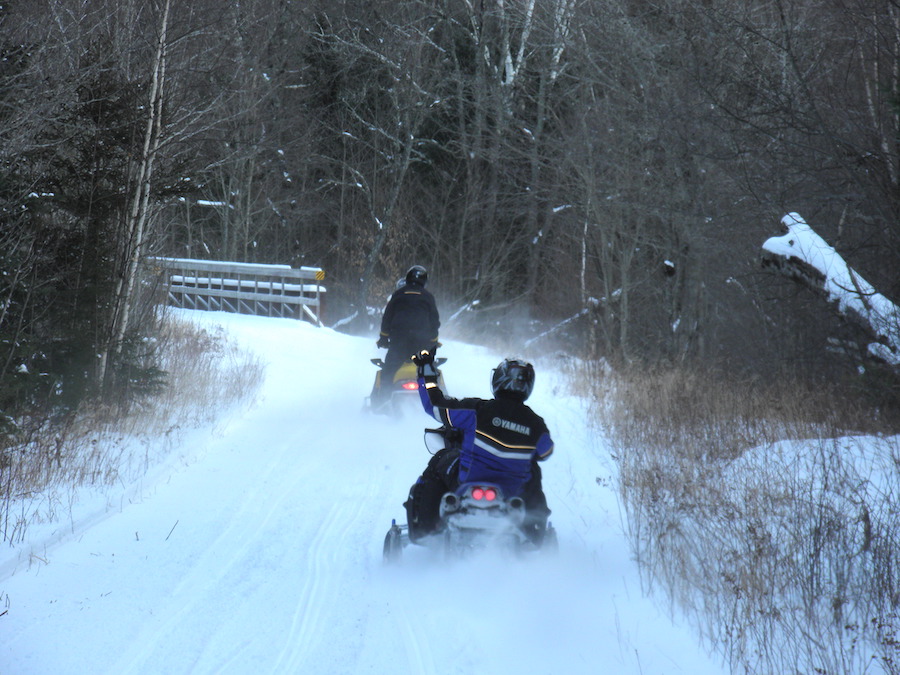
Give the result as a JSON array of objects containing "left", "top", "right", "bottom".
[{"left": 1, "top": 309, "right": 724, "bottom": 674}]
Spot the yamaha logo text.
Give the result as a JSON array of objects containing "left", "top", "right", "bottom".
[{"left": 492, "top": 417, "right": 530, "bottom": 435}]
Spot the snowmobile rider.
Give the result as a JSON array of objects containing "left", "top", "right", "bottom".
[
  {"left": 404, "top": 351, "right": 554, "bottom": 544},
  {"left": 373, "top": 265, "right": 440, "bottom": 404}
]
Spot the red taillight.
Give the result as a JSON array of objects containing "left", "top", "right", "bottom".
[
  {"left": 471, "top": 487, "right": 497, "bottom": 501},
  {"left": 401, "top": 381, "right": 419, "bottom": 391}
]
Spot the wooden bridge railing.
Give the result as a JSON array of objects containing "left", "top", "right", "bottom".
[{"left": 145, "top": 257, "right": 325, "bottom": 326}]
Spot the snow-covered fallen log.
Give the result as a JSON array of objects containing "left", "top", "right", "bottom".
[{"left": 761, "top": 212, "right": 900, "bottom": 366}]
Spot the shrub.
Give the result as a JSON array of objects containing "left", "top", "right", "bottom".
[
  {"left": 598, "top": 364, "right": 900, "bottom": 674},
  {"left": 0, "top": 314, "right": 263, "bottom": 544}
]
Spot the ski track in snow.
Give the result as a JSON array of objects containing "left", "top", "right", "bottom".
[
  {"left": 111, "top": 431, "right": 312, "bottom": 672},
  {"left": 0, "top": 311, "right": 724, "bottom": 675}
]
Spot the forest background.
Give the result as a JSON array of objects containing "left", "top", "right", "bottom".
[{"left": 1, "top": 0, "right": 899, "bottom": 446}]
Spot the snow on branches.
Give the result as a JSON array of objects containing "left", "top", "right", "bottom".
[{"left": 761, "top": 212, "right": 900, "bottom": 367}]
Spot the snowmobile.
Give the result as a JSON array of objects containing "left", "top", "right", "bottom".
[
  {"left": 383, "top": 427, "right": 558, "bottom": 563},
  {"left": 367, "top": 356, "right": 447, "bottom": 417}
]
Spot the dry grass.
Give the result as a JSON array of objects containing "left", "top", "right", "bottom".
[
  {"left": 0, "top": 314, "right": 264, "bottom": 544},
  {"left": 595, "top": 364, "right": 900, "bottom": 674}
]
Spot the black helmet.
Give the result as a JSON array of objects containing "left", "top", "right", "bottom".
[
  {"left": 491, "top": 359, "right": 535, "bottom": 401},
  {"left": 405, "top": 265, "right": 428, "bottom": 286}
]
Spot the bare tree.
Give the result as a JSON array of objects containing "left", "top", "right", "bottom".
[
  {"left": 302, "top": 3, "right": 451, "bottom": 316},
  {"left": 101, "top": 0, "right": 171, "bottom": 390}
]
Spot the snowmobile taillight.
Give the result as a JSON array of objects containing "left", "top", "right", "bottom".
[
  {"left": 401, "top": 381, "right": 419, "bottom": 391},
  {"left": 471, "top": 487, "right": 497, "bottom": 502}
]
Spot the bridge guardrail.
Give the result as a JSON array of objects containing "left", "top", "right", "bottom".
[{"left": 145, "top": 257, "right": 325, "bottom": 325}]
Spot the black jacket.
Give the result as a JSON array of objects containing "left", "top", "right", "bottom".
[{"left": 380, "top": 282, "right": 440, "bottom": 346}]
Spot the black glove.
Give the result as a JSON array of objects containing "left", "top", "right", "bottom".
[
  {"left": 412, "top": 350, "right": 438, "bottom": 378},
  {"left": 376, "top": 335, "right": 389, "bottom": 349}
]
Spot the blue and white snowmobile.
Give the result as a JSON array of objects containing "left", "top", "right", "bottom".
[{"left": 383, "top": 427, "right": 558, "bottom": 563}]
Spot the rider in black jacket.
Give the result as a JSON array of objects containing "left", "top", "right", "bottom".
[
  {"left": 405, "top": 352, "right": 554, "bottom": 544},
  {"left": 373, "top": 265, "right": 440, "bottom": 407}
]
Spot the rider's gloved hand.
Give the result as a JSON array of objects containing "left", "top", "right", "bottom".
[
  {"left": 412, "top": 350, "right": 438, "bottom": 379},
  {"left": 376, "top": 335, "right": 389, "bottom": 349}
]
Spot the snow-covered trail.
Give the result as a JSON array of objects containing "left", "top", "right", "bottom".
[{"left": 1, "top": 311, "right": 723, "bottom": 674}]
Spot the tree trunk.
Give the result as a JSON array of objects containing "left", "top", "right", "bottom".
[{"left": 99, "top": 0, "right": 171, "bottom": 393}]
